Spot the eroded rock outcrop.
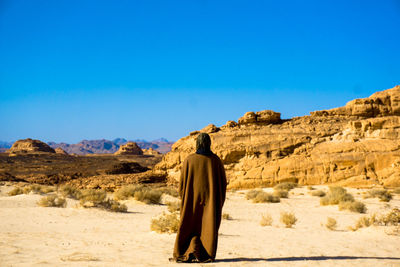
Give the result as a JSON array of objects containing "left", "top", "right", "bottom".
[
  {"left": 155, "top": 85, "right": 400, "bottom": 188},
  {"left": 8, "top": 139, "right": 56, "bottom": 154},
  {"left": 114, "top": 142, "right": 143, "bottom": 155}
]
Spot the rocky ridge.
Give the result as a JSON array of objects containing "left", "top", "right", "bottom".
[
  {"left": 8, "top": 139, "right": 56, "bottom": 154},
  {"left": 114, "top": 142, "right": 143, "bottom": 155},
  {"left": 155, "top": 85, "right": 400, "bottom": 188}
]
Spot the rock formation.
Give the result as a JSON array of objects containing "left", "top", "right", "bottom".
[
  {"left": 114, "top": 142, "right": 143, "bottom": 155},
  {"left": 155, "top": 85, "right": 400, "bottom": 188},
  {"left": 8, "top": 139, "right": 56, "bottom": 154},
  {"left": 55, "top": 147, "right": 68, "bottom": 155},
  {"left": 143, "top": 148, "right": 161, "bottom": 155}
]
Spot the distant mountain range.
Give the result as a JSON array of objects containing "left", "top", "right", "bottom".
[{"left": 0, "top": 138, "right": 174, "bottom": 155}]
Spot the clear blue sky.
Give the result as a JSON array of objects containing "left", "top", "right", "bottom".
[{"left": 0, "top": 0, "right": 399, "bottom": 143}]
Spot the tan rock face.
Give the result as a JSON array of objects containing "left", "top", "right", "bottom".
[
  {"left": 8, "top": 139, "right": 56, "bottom": 154},
  {"left": 142, "top": 148, "right": 161, "bottom": 155},
  {"left": 114, "top": 142, "right": 143, "bottom": 155},
  {"left": 155, "top": 85, "right": 400, "bottom": 188},
  {"left": 55, "top": 147, "right": 68, "bottom": 155}
]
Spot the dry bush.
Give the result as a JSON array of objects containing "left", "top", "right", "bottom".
[
  {"left": 307, "top": 186, "right": 315, "bottom": 190},
  {"left": 365, "top": 189, "right": 392, "bottom": 202},
  {"left": 392, "top": 188, "right": 400, "bottom": 194},
  {"left": 280, "top": 212, "right": 297, "bottom": 228},
  {"left": 246, "top": 190, "right": 280, "bottom": 203},
  {"left": 8, "top": 187, "right": 23, "bottom": 196},
  {"left": 58, "top": 184, "right": 82, "bottom": 199},
  {"left": 274, "top": 182, "right": 298, "bottom": 191},
  {"left": 350, "top": 209, "right": 400, "bottom": 231},
  {"left": 222, "top": 213, "right": 232, "bottom": 220},
  {"left": 114, "top": 185, "right": 162, "bottom": 204},
  {"left": 156, "top": 186, "right": 179, "bottom": 197},
  {"left": 150, "top": 212, "right": 180, "bottom": 234},
  {"left": 38, "top": 195, "right": 66, "bottom": 208},
  {"left": 338, "top": 200, "right": 367, "bottom": 213},
  {"left": 320, "top": 186, "right": 354, "bottom": 205},
  {"left": 311, "top": 190, "right": 326, "bottom": 197},
  {"left": 22, "top": 184, "right": 55, "bottom": 194},
  {"left": 134, "top": 189, "right": 162, "bottom": 204},
  {"left": 273, "top": 189, "right": 288, "bottom": 198},
  {"left": 166, "top": 201, "right": 181, "bottom": 213},
  {"left": 114, "top": 185, "right": 144, "bottom": 200},
  {"left": 325, "top": 217, "right": 337, "bottom": 230},
  {"left": 260, "top": 213, "right": 273, "bottom": 226},
  {"left": 379, "top": 208, "right": 400, "bottom": 226},
  {"left": 100, "top": 199, "right": 128, "bottom": 212},
  {"left": 79, "top": 189, "right": 107, "bottom": 206}
]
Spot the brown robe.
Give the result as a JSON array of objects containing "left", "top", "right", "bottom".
[{"left": 173, "top": 153, "right": 227, "bottom": 262}]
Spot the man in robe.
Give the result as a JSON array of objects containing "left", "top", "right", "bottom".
[{"left": 171, "top": 133, "right": 227, "bottom": 263}]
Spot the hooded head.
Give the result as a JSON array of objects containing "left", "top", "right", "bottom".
[{"left": 196, "top": 133, "right": 212, "bottom": 155}]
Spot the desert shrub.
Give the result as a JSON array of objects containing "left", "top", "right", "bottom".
[
  {"left": 150, "top": 212, "right": 180, "bottom": 234},
  {"left": 114, "top": 185, "right": 162, "bottom": 204},
  {"left": 59, "top": 184, "right": 82, "bottom": 199},
  {"left": 392, "top": 188, "right": 400, "bottom": 194},
  {"left": 274, "top": 182, "right": 298, "bottom": 191},
  {"left": 8, "top": 187, "right": 23, "bottom": 196},
  {"left": 79, "top": 189, "right": 107, "bottom": 206},
  {"left": 114, "top": 185, "right": 144, "bottom": 200},
  {"left": 157, "top": 186, "right": 179, "bottom": 197},
  {"left": 338, "top": 200, "right": 367, "bottom": 213},
  {"left": 273, "top": 189, "right": 288, "bottom": 198},
  {"left": 134, "top": 189, "right": 162, "bottom": 204},
  {"left": 260, "top": 213, "right": 273, "bottom": 226},
  {"left": 38, "top": 195, "right": 66, "bottom": 208},
  {"left": 307, "top": 186, "right": 315, "bottom": 190},
  {"left": 246, "top": 190, "right": 280, "bottom": 203},
  {"left": 100, "top": 199, "right": 128, "bottom": 212},
  {"left": 166, "top": 201, "right": 181, "bottom": 213},
  {"left": 380, "top": 208, "right": 400, "bottom": 226},
  {"left": 365, "top": 189, "right": 392, "bottom": 202},
  {"left": 311, "top": 190, "right": 326, "bottom": 197},
  {"left": 22, "top": 184, "right": 54, "bottom": 194},
  {"left": 222, "top": 213, "right": 232, "bottom": 220},
  {"left": 325, "top": 217, "right": 337, "bottom": 230},
  {"left": 320, "top": 186, "right": 354, "bottom": 205},
  {"left": 280, "top": 212, "right": 297, "bottom": 228}
]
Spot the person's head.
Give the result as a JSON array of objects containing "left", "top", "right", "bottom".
[{"left": 196, "top": 133, "right": 211, "bottom": 152}]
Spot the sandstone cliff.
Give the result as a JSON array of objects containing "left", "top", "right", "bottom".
[
  {"left": 8, "top": 139, "right": 56, "bottom": 154},
  {"left": 155, "top": 85, "right": 400, "bottom": 188}
]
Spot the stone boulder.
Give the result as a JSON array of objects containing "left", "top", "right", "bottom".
[
  {"left": 8, "top": 139, "right": 56, "bottom": 154},
  {"left": 238, "top": 110, "right": 281, "bottom": 125},
  {"left": 114, "top": 142, "right": 143, "bottom": 155}
]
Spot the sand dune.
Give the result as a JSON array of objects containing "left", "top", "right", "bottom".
[{"left": 1, "top": 185, "right": 399, "bottom": 267}]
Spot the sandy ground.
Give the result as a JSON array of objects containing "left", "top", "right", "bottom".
[{"left": 0, "top": 185, "right": 399, "bottom": 267}]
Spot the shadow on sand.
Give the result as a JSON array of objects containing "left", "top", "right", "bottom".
[{"left": 217, "top": 256, "right": 400, "bottom": 263}]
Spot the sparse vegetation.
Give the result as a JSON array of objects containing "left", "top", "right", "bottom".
[
  {"left": 280, "top": 212, "right": 297, "bottom": 228},
  {"left": 150, "top": 212, "right": 180, "bottom": 234},
  {"left": 338, "top": 200, "right": 367, "bottom": 213},
  {"left": 38, "top": 195, "right": 66, "bottom": 208},
  {"left": 350, "top": 208, "right": 400, "bottom": 231},
  {"left": 274, "top": 182, "right": 298, "bottom": 191},
  {"left": 320, "top": 186, "right": 354, "bottom": 205},
  {"left": 325, "top": 217, "right": 337, "bottom": 230},
  {"left": 311, "top": 190, "right": 326, "bottom": 197},
  {"left": 22, "top": 184, "right": 55, "bottom": 194},
  {"left": 273, "top": 189, "right": 288, "bottom": 198},
  {"left": 260, "top": 213, "right": 273, "bottom": 226},
  {"left": 156, "top": 186, "right": 179, "bottom": 197},
  {"left": 8, "top": 187, "right": 23, "bottom": 196},
  {"left": 222, "top": 213, "right": 232, "bottom": 220},
  {"left": 78, "top": 189, "right": 127, "bottom": 212},
  {"left": 114, "top": 185, "right": 162, "bottom": 204},
  {"left": 246, "top": 190, "right": 280, "bottom": 203},
  {"left": 166, "top": 201, "right": 181, "bottom": 213},
  {"left": 307, "top": 186, "right": 315, "bottom": 190},
  {"left": 392, "top": 188, "right": 400, "bottom": 194},
  {"left": 365, "top": 189, "right": 392, "bottom": 202},
  {"left": 58, "top": 184, "right": 82, "bottom": 199}
]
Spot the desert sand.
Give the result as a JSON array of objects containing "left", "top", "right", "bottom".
[{"left": 1, "top": 185, "right": 399, "bottom": 267}]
